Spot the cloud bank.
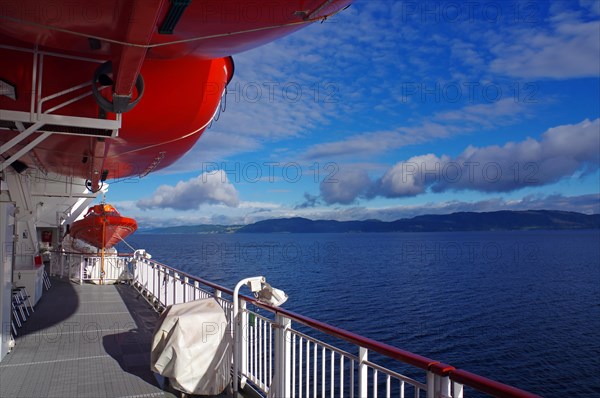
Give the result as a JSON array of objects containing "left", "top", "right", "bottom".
[
  {"left": 137, "top": 170, "right": 240, "bottom": 210},
  {"left": 318, "top": 118, "right": 600, "bottom": 204}
]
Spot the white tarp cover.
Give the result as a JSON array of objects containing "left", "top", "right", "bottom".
[{"left": 151, "top": 298, "right": 231, "bottom": 395}]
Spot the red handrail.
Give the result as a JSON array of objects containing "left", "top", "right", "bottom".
[
  {"left": 268, "top": 305, "right": 438, "bottom": 370},
  {"left": 450, "top": 369, "right": 541, "bottom": 398},
  {"left": 262, "top": 305, "right": 540, "bottom": 397}
]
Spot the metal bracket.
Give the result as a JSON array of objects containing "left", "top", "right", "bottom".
[{"left": 0, "top": 44, "right": 122, "bottom": 172}]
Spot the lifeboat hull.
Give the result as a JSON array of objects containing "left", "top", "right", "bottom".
[
  {"left": 0, "top": 45, "right": 233, "bottom": 185},
  {"left": 0, "top": 1, "right": 352, "bottom": 60},
  {"left": 70, "top": 205, "right": 138, "bottom": 249}
]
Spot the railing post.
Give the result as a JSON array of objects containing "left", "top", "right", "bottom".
[
  {"left": 107, "top": 257, "right": 112, "bottom": 281},
  {"left": 90, "top": 257, "right": 95, "bottom": 281},
  {"left": 240, "top": 300, "right": 248, "bottom": 388},
  {"left": 273, "top": 314, "right": 291, "bottom": 397},
  {"left": 183, "top": 276, "right": 188, "bottom": 303},
  {"left": 358, "top": 347, "right": 368, "bottom": 398},
  {"left": 149, "top": 261, "right": 154, "bottom": 296},
  {"left": 452, "top": 381, "right": 464, "bottom": 398},
  {"left": 132, "top": 256, "right": 138, "bottom": 284},
  {"left": 164, "top": 268, "right": 169, "bottom": 307},
  {"left": 440, "top": 376, "right": 451, "bottom": 398},
  {"left": 57, "top": 253, "right": 60, "bottom": 276},
  {"left": 146, "top": 259, "right": 150, "bottom": 289},
  {"left": 427, "top": 372, "right": 435, "bottom": 398},
  {"left": 213, "top": 287, "right": 222, "bottom": 310},
  {"left": 145, "top": 260, "right": 150, "bottom": 292},
  {"left": 428, "top": 371, "right": 450, "bottom": 398},
  {"left": 147, "top": 261, "right": 153, "bottom": 294},
  {"left": 155, "top": 264, "right": 160, "bottom": 304},
  {"left": 79, "top": 255, "right": 83, "bottom": 285},
  {"left": 172, "top": 271, "right": 177, "bottom": 305},
  {"left": 156, "top": 265, "right": 161, "bottom": 306}
]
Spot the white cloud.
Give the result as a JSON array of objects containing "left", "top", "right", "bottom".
[
  {"left": 302, "top": 99, "right": 533, "bottom": 161},
  {"left": 302, "top": 130, "right": 419, "bottom": 160},
  {"left": 375, "top": 154, "right": 447, "bottom": 198},
  {"left": 428, "top": 118, "right": 600, "bottom": 192},
  {"left": 489, "top": 9, "right": 600, "bottom": 78},
  {"left": 317, "top": 118, "right": 600, "bottom": 203},
  {"left": 137, "top": 170, "right": 240, "bottom": 210},
  {"left": 238, "top": 201, "right": 281, "bottom": 209},
  {"left": 320, "top": 168, "right": 370, "bottom": 205},
  {"left": 434, "top": 99, "right": 533, "bottom": 127}
]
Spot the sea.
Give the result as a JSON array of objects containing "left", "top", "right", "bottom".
[{"left": 117, "top": 230, "right": 600, "bottom": 397}]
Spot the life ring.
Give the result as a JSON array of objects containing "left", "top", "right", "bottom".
[{"left": 92, "top": 61, "right": 144, "bottom": 113}]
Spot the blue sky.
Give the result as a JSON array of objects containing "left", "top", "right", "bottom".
[{"left": 108, "top": 0, "right": 600, "bottom": 228}]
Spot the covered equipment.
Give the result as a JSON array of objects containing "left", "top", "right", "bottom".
[{"left": 151, "top": 298, "right": 231, "bottom": 395}]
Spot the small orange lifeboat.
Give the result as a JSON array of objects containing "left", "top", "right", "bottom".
[{"left": 70, "top": 204, "right": 137, "bottom": 250}]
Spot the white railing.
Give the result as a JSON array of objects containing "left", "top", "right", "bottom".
[
  {"left": 50, "top": 251, "right": 130, "bottom": 284},
  {"left": 124, "top": 251, "right": 540, "bottom": 398},
  {"left": 285, "top": 330, "right": 426, "bottom": 398},
  {"left": 244, "top": 310, "right": 274, "bottom": 392}
]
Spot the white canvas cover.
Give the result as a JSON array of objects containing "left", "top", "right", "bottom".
[{"left": 151, "top": 298, "right": 231, "bottom": 395}]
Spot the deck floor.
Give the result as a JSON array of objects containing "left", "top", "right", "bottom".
[{"left": 0, "top": 278, "right": 174, "bottom": 398}]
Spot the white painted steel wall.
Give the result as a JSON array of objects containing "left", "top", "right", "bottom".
[{"left": 0, "top": 203, "right": 15, "bottom": 362}]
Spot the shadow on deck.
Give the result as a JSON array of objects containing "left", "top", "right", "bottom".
[{"left": 0, "top": 278, "right": 243, "bottom": 398}]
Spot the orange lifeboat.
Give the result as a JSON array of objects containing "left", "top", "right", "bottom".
[{"left": 70, "top": 204, "right": 137, "bottom": 250}]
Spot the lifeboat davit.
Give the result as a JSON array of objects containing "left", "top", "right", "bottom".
[
  {"left": 70, "top": 204, "right": 138, "bottom": 250},
  {"left": 0, "top": 49, "right": 233, "bottom": 191}
]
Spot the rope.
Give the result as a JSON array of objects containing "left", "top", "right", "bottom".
[
  {"left": 115, "top": 232, "right": 137, "bottom": 253},
  {"left": 221, "top": 86, "right": 228, "bottom": 113}
]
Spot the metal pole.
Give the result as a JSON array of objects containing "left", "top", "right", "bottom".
[
  {"left": 232, "top": 276, "right": 265, "bottom": 395},
  {"left": 358, "top": 347, "right": 368, "bottom": 397},
  {"left": 274, "top": 314, "right": 292, "bottom": 397}
]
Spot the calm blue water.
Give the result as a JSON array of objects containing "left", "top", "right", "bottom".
[{"left": 118, "top": 230, "right": 600, "bottom": 397}]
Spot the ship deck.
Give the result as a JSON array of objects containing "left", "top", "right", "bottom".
[{"left": 0, "top": 278, "right": 235, "bottom": 398}]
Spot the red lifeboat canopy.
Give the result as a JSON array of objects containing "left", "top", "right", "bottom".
[{"left": 70, "top": 204, "right": 138, "bottom": 250}]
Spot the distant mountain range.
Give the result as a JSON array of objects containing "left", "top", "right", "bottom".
[
  {"left": 140, "top": 210, "right": 600, "bottom": 234},
  {"left": 140, "top": 224, "right": 242, "bottom": 234}
]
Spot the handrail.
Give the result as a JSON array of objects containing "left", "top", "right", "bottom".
[
  {"left": 450, "top": 369, "right": 540, "bottom": 398},
  {"left": 264, "top": 303, "right": 438, "bottom": 370},
  {"left": 131, "top": 253, "right": 541, "bottom": 397}
]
